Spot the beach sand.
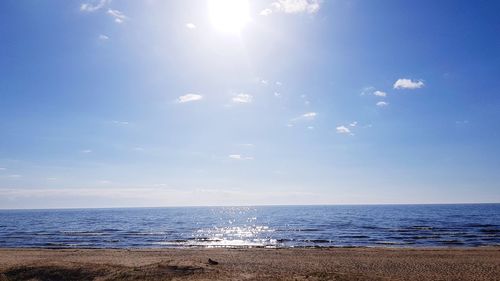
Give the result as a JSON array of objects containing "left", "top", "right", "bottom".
[{"left": 0, "top": 247, "right": 499, "bottom": 281}]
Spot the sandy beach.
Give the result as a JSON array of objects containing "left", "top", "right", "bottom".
[{"left": 0, "top": 247, "right": 498, "bottom": 281}]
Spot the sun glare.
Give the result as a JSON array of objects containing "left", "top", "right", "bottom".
[{"left": 208, "top": 0, "right": 250, "bottom": 33}]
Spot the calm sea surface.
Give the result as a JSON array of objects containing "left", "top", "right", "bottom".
[{"left": 0, "top": 204, "right": 498, "bottom": 248}]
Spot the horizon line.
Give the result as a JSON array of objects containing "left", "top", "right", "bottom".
[{"left": 1, "top": 202, "right": 498, "bottom": 211}]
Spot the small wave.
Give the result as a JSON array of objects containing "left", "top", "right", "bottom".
[
  {"left": 410, "top": 225, "right": 433, "bottom": 230},
  {"left": 339, "top": 235, "right": 369, "bottom": 239},
  {"left": 479, "top": 228, "right": 499, "bottom": 234},
  {"left": 374, "top": 241, "right": 405, "bottom": 245},
  {"left": 465, "top": 223, "right": 497, "bottom": 228},
  {"left": 302, "top": 239, "right": 331, "bottom": 243},
  {"left": 439, "top": 240, "right": 465, "bottom": 245},
  {"left": 62, "top": 231, "right": 108, "bottom": 236}
]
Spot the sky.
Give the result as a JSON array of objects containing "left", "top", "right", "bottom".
[{"left": 0, "top": 0, "right": 499, "bottom": 209}]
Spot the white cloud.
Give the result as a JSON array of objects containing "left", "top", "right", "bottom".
[
  {"left": 107, "top": 9, "right": 127, "bottom": 23},
  {"left": 260, "top": 8, "right": 273, "bottom": 16},
  {"left": 0, "top": 167, "right": 5, "bottom": 171},
  {"left": 177, "top": 93, "right": 203, "bottom": 103},
  {"left": 373, "top": 90, "right": 387, "bottom": 97},
  {"left": 80, "top": 0, "right": 109, "bottom": 12},
  {"left": 376, "top": 101, "right": 389, "bottom": 107},
  {"left": 81, "top": 149, "right": 92, "bottom": 153},
  {"left": 271, "top": 0, "right": 321, "bottom": 14},
  {"left": 186, "top": 23, "right": 196, "bottom": 29},
  {"left": 98, "top": 34, "right": 109, "bottom": 40},
  {"left": 307, "top": 126, "right": 314, "bottom": 130},
  {"left": 349, "top": 121, "right": 357, "bottom": 127},
  {"left": 261, "top": 80, "right": 268, "bottom": 85},
  {"left": 232, "top": 93, "right": 253, "bottom": 103},
  {"left": 276, "top": 81, "right": 282, "bottom": 86},
  {"left": 393, "top": 78, "right": 424, "bottom": 89},
  {"left": 336, "top": 125, "right": 351, "bottom": 134},
  {"left": 274, "top": 92, "right": 281, "bottom": 97}
]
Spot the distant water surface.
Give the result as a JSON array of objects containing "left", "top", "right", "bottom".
[{"left": 0, "top": 204, "right": 498, "bottom": 248}]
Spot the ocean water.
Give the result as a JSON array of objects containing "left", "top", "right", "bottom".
[{"left": 0, "top": 204, "right": 498, "bottom": 248}]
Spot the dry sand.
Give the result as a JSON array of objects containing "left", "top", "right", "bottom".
[{"left": 0, "top": 247, "right": 499, "bottom": 281}]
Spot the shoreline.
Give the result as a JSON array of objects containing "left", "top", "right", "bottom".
[
  {"left": 1, "top": 247, "right": 499, "bottom": 280},
  {"left": 1, "top": 245, "right": 499, "bottom": 249}
]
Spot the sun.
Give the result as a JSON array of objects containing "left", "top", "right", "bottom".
[{"left": 208, "top": 0, "right": 250, "bottom": 33}]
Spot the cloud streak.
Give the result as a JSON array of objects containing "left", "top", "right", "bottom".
[
  {"left": 232, "top": 93, "right": 253, "bottom": 103},
  {"left": 107, "top": 9, "right": 127, "bottom": 23},
  {"left": 177, "top": 94, "right": 203, "bottom": 103},
  {"left": 80, "top": 0, "right": 109, "bottom": 12},
  {"left": 291, "top": 112, "right": 317, "bottom": 122},
  {"left": 229, "top": 154, "right": 253, "bottom": 160}
]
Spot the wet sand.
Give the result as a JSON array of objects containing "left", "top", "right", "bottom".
[{"left": 0, "top": 247, "right": 499, "bottom": 280}]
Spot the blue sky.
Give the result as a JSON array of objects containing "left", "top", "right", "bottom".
[{"left": 1, "top": 0, "right": 499, "bottom": 208}]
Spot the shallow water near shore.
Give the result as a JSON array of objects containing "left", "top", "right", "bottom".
[{"left": 0, "top": 204, "right": 498, "bottom": 248}]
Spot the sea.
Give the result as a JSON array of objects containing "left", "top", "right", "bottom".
[{"left": 0, "top": 204, "right": 498, "bottom": 248}]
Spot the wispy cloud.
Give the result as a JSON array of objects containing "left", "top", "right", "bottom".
[
  {"left": 239, "top": 143, "right": 254, "bottom": 147},
  {"left": 271, "top": 0, "right": 321, "bottom": 14},
  {"left": 373, "top": 90, "right": 387, "bottom": 97},
  {"left": 98, "top": 34, "right": 109, "bottom": 41},
  {"left": 455, "top": 120, "right": 469, "bottom": 126},
  {"left": 260, "top": 8, "right": 273, "bottom": 16},
  {"left": 186, "top": 23, "right": 196, "bottom": 29},
  {"left": 393, "top": 78, "right": 424, "bottom": 89},
  {"left": 107, "top": 9, "right": 127, "bottom": 23},
  {"left": 291, "top": 112, "right": 317, "bottom": 122},
  {"left": 0, "top": 167, "right": 5, "bottom": 171},
  {"left": 177, "top": 93, "right": 203, "bottom": 103},
  {"left": 376, "top": 101, "right": 389, "bottom": 107},
  {"left": 336, "top": 125, "right": 351, "bottom": 135},
  {"left": 81, "top": 149, "right": 92, "bottom": 153},
  {"left": 80, "top": 0, "right": 109, "bottom": 12},
  {"left": 349, "top": 121, "right": 357, "bottom": 127},
  {"left": 232, "top": 93, "right": 253, "bottom": 103},
  {"left": 229, "top": 154, "right": 253, "bottom": 160},
  {"left": 112, "top": 120, "right": 129, "bottom": 125}
]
